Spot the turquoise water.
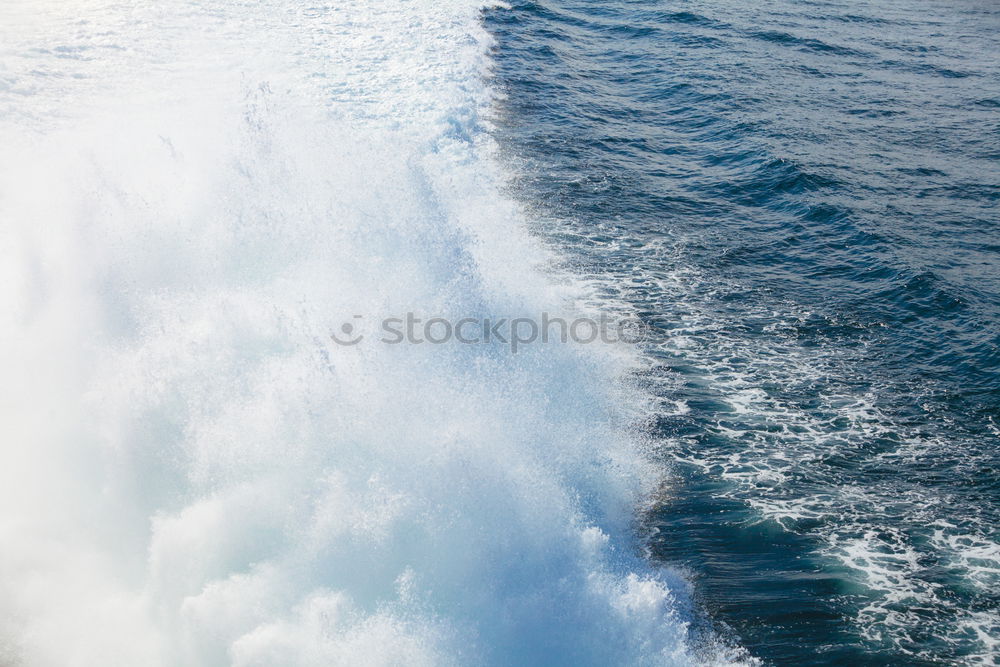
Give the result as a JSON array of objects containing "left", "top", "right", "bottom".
[{"left": 486, "top": 0, "right": 1000, "bottom": 664}]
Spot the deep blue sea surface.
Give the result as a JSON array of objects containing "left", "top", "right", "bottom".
[{"left": 486, "top": 0, "right": 1000, "bottom": 664}]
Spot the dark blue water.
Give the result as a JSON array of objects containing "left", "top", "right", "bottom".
[{"left": 485, "top": 1, "right": 1000, "bottom": 664}]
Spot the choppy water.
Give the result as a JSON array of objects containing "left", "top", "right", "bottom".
[
  {"left": 0, "top": 1, "right": 747, "bottom": 665},
  {"left": 1, "top": 0, "right": 997, "bottom": 665},
  {"left": 486, "top": 0, "right": 1000, "bottom": 664}
]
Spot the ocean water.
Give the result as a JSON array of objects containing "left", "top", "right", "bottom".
[
  {"left": 0, "top": 0, "right": 743, "bottom": 665},
  {"left": 0, "top": 0, "right": 996, "bottom": 666},
  {"left": 486, "top": 0, "right": 1000, "bottom": 665}
]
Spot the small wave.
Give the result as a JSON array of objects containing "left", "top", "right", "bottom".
[{"left": 749, "top": 30, "right": 868, "bottom": 58}]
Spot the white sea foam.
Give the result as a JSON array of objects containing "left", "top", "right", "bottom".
[
  {"left": 621, "top": 256, "right": 1000, "bottom": 661},
  {"left": 0, "top": 0, "right": 750, "bottom": 665}
]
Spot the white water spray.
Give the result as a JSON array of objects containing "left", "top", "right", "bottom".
[{"left": 0, "top": 1, "right": 747, "bottom": 664}]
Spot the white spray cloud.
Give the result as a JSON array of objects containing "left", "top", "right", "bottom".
[{"left": 0, "top": 1, "right": 750, "bottom": 665}]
